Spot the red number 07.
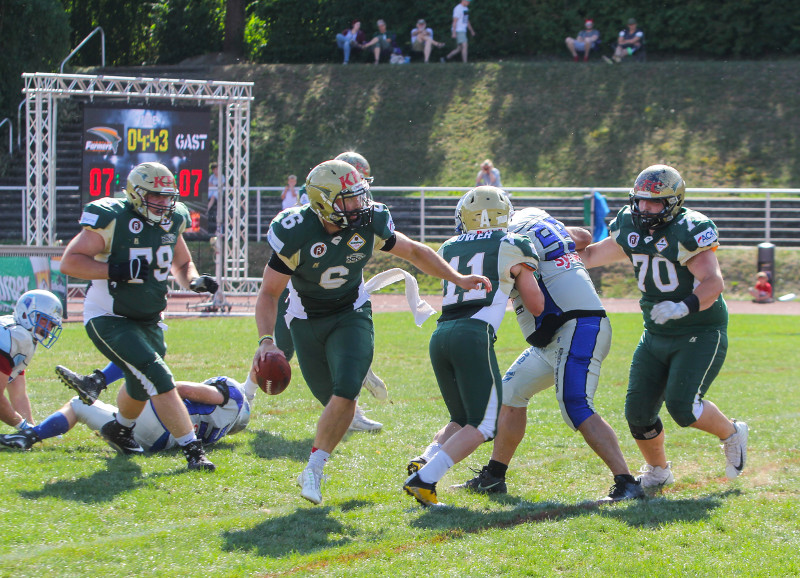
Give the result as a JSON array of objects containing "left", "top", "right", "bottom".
[
  {"left": 88, "top": 167, "right": 115, "bottom": 197},
  {"left": 178, "top": 169, "right": 203, "bottom": 197}
]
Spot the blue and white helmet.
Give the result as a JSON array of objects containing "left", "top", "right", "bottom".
[
  {"left": 14, "top": 289, "right": 63, "bottom": 349},
  {"left": 203, "top": 376, "right": 250, "bottom": 435}
]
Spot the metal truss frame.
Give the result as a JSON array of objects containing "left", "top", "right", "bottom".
[{"left": 22, "top": 72, "right": 254, "bottom": 294}]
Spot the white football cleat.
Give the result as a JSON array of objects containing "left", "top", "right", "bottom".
[
  {"left": 348, "top": 404, "right": 382, "bottom": 433},
  {"left": 361, "top": 368, "right": 388, "bottom": 401},
  {"left": 722, "top": 420, "right": 748, "bottom": 479},
  {"left": 297, "top": 467, "right": 324, "bottom": 505},
  {"left": 636, "top": 462, "right": 675, "bottom": 488}
]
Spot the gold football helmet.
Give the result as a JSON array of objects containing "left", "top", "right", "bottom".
[
  {"left": 125, "top": 162, "right": 179, "bottom": 224},
  {"left": 334, "top": 151, "right": 373, "bottom": 181},
  {"left": 455, "top": 186, "right": 513, "bottom": 233},
  {"left": 629, "top": 164, "right": 686, "bottom": 230},
  {"left": 305, "top": 159, "right": 373, "bottom": 229}
]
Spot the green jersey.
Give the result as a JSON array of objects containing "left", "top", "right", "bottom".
[
  {"left": 80, "top": 198, "right": 190, "bottom": 322},
  {"left": 267, "top": 203, "right": 395, "bottom": 318},
  {"left": 438, "top": 230, "right": 539, "bottom": 332},
  {"left": 609, "top": 205, "right": 728, "bottom": 335}
]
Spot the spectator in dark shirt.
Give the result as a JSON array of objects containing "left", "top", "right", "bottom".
[{"left": 362, "top": 20, "right": 396, "bottom": 65}]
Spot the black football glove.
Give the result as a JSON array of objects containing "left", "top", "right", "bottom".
[
  {"left": 190, "top": 274, "right": 219, "bottom": 294},
  {"left": 108, "top": 256, "right": 149, "bottom": 282}
]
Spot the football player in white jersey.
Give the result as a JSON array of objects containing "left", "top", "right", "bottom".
[
  {"left": 451, "top": 208, "right": 643, "bottom": 502},
  {"left": 1, "top": 290, "right": 63, "bottom": 433},
  {"left": 0, "top": 376, "right": 249, "bottom": 452}
]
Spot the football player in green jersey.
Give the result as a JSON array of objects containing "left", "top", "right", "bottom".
[
  {"left": 579, "top": 164, "right": 748, "bottom": 489},
  {"left": 403, "top": 187, "right": 545, "bottom": 507},
  {"left": 271, "top": 152, "right": 390, "bottom": 433},
  {"left": 253, "top": 159, "right": 490, "bottom": 505},
  {"left": 60, "top": 162, "right": 220, "bottom": 472}
]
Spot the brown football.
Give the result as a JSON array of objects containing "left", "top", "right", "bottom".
[{"left": 255, "top": 351, "right": 291, "bottom": 395}]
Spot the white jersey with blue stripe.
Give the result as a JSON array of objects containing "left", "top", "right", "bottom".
[
  {"left": 132, "top": 384, "right": 246, "bottom": 452},
  {"left": 508, "top": 208, "right": 605, "bottom": 346}
]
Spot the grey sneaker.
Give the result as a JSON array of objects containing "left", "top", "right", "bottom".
[
  {"left": 297, "top": 467, "right": 324, "bottom": 504},
  {"left": 182, "top": 439, "right": 215, "bottom": 472},
  {"left": 99, "top": 418, "right": 143, "bottom": 455},
  {"left": 0, "top": 428, "right": 41, "bottom": 450},
  {"left": 636, "top": 462, "right": 675, "bottom": 488},
  {"left": 722, "top": 420, "right": 748, "bottom": 479},
  {"left": 450, "top": 466, "right": 508, "bottom": 494},
  {"left": 361, "top": 368, "right": 388, "bottom": 401},
  {"left": 348, "top": 404, "right": 382, "bottom": 433},
  {"left": 599, "top": 475, "right": 645, "bottom": 502},
  {"left": 56, "top": 365, "right": 107, "bottom": 405}
]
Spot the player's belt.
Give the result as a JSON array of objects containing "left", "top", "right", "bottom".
[{"left": 526, "top": 309, "right": 606, "bottom": 348}]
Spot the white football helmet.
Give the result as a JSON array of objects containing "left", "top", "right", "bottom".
[
  {"left": 629, "top": 164, "right": 686, "bottom": 230},
  {"left": 455, "top": 186, "right": 513, "bottom": 233},
  {"left": 14, "top": 289, "right": 63, "bottom": 349},
  {"left": 305, "top": 159, "right": 373, "bottom": 229},
  {"left": 203, "top": 376, "right": 250, "bottom": 435},
  {"left": 334, "top": 151, "right": 374, "bottom": 182},
  {"left": 125, "top": 162, "right": 179, "bottom": 224}
]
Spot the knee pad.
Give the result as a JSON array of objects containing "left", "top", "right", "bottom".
[{"left": 629, "top": 417, "right": 663, "bottom": 440}]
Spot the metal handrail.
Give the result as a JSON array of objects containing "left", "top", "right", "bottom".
[
  {"left": 0, "top": 118, "right": 12, "bottom": 154},
  {"left": 60, "top": 26, "right": 106, "bottom": 74},
  {"left": 16, "top": 99, "right": 25, "bottom": 149}
]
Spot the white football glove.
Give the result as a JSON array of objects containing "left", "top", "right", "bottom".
[{"left": 650, "top": 300, "right": 690, "bottom": 324}]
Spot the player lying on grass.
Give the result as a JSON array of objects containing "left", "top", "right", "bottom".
[{"left": 0, "top": 376, "right": 249, "bottom": 452}]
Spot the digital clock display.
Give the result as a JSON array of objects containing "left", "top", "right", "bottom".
[
  {"left": 81, "top": 104, "right": 212, "bottom": 225},
  {"left": 127, "top": 127, "right": 169, "bottom": 153}
]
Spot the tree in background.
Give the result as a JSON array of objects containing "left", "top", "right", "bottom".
[{"left": 0, "top": 0, "right": 70, "bottom": 150}]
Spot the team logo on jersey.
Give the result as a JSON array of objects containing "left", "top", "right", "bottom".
[
  {"left": 347, "top": 233, "right": 366, "bottom": 251},
  {"left": 161, "top": 234, "right": 176, "bottom": 245},
  {"left": 627, "top": 232, "right": 640, "bottom": 247},
  {"left": 655, "top": 237, "right": 669, "bottom": 252},
  {"left": 331, "top": 236, "right": 342, "bottom": 245},
  {"left": 310, "top": 242, "right": 327, "bottom": 258},
  {"left": 346, "top": 252, "right": 366, "bottom": 264},
  {"left": 129, "top": 218, "right": 143, "bottom": 234},
  {"left": 387, "top": 217, "right": 396, "bottom": 233},
  {"left": 695, "top": 228, "right": 718, "bottom": 247}
]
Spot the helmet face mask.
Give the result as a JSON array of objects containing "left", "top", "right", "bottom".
[
  {"left": 455, "top": 186, "right": 513, "bottom": 233},
  {"left": 14, "top": 289, "right": 63, "bottom": 349},
  {"left": 306, "top": 159, "right": 374, "bottom": 229},
  {"left": 629, "top": 164, "right": 686, "bottom": 230},
  {"left": 125, "top": 162, "right": 179, "bottom": 225}
]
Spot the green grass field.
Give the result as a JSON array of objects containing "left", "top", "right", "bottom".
[{"left": 2, "top": 312, "right": 799, "bottom": 577}]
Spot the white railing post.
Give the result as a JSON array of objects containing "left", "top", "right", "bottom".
[
  {"left": 419, "top": 188, "right": 426, "bottom": 243},
  {"left": 765, "top": 191, "right": 771, "bottom": 243}
]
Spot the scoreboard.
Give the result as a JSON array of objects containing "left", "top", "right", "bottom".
[{"left": 81, "top": 104, "right": 212, "bottom": 218}]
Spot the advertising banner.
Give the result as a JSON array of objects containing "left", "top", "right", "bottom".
[{"left": 0, "top": 257, "right": 68, "bottom": 317}]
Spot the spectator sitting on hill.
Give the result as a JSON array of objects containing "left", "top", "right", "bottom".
[
  {"left": 749, "top": 271, "right": 773, "bottom": 303},
  {"left": 565, "top": 19, "right": 600, "bottom": 62},
  {"left": 604, "top": 18, "right": 644, "bottom": 64},
  {"left": 336, "top": 19, "right": 366, "bottom": 65},
  {"left": 411, "top": 19, "right": 445, "bottom": 63},
  {"left": 476, "top": 159, "right": 502, "bottom": 187},
  {"left": 362, "top": 19, "right": 396, "bottom": 65}
]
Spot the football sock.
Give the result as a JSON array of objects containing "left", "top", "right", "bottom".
[
  {"left": 175, "top": 431, "right": 198, "bottom": 446},
  {"left": 103, "top": 363, "right": 124, "bottom": 384},
  {"left": 243, "top": 376, "right": 258, "bottom": 402},
  {"left": 487, "top": 459, "right": 508, "bottom": 479},
  {"left": 420, "top": 442, "right": 442, "bottom": 462},
  {"left": 115, "top": 413, "right": 135, "bottom": 428},
  {"left": 308, "top": 448, "right": 330, "bottom": 473},
  {"left": 418, "top": 450, "right": 454, "bottom": 484},
  {"left": 34, "top": 412, "right": 70, "bottom": 440}
]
